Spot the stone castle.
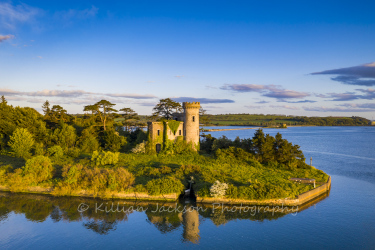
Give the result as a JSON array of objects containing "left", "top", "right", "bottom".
[{"left": 147, "top": 102, "right": 200, "bottom": 152}]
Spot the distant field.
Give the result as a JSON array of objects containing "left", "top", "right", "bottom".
[{"left": 200, "top": 114, "right": 370, "bottom": 126}]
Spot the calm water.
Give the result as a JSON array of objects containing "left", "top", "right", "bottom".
[{"left": 0, "top": 126, "right": 374, "bottom": 249}]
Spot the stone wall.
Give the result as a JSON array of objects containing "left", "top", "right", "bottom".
[
  {"left": 296, "top": 176, "right": 331, "bottom": 204},
  {"left": 147, "top": 122, "right": 164, "bottom": 144},
  {"left": 183, "top": 102, "right": 200, "bottom": 147},
  {"left": 165, "top": 121, "right": 184, "bottom": 141}
]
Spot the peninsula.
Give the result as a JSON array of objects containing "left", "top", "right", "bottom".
[{"left": 0, "top": 97, "right": 330, "bottom": 205}]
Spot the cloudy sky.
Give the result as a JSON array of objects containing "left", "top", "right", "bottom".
[{"left": 1, "top": 0, "right": 375, "bottom": 119}]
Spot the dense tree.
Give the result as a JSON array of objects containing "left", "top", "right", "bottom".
[
  {"left": 200, "top": 134, "right": 216, "bottom": 153},
  {"left": 84, "top": 104, "right": 98, "bottom": 116},
  {"left": 152, "top": 98, "right": 182, "bottom": 120},
  {"left": 103, "top": 129, "right": 127, "bottom": 152},
  {"left": 1, "top": 95, "right": 7, "bottom": 106},
  {"left": 23, "top": 156, "right": 54, "bottom": 184},
  {"left": 252, "top": 129, "right": 265, "bottom": 156},
  {"left": 51, "top": 105, "right": 68, "bottom": 122},
  {"left": 92, "top": 100, "right": 118, "bottom": 130},
  {"left": 52, "top": 124, "right": 77, "bottom": 151},
  {"left": 8, "top": 128, "right": 35, "bottom": 159},
  {"left": 42, "top": 100, "right": 51, "bottom": 117},
  {"left": 262, "top": 134, "right": 275, "bottom": 162},
  {"left": 78, "top": 127, "right": 100, "bottom": 153}
]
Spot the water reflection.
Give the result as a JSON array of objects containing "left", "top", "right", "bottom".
[{"left": 0, "top": 191, "right": 329, "bottom": 243}]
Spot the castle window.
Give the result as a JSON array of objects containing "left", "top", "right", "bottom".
[
  {"left": 192, "top": 116, "right": 195, "bottom": 122},
  {"left": 157, "top": 130, "right": 160, "bottom": 136},
  {"left": 179, "top": 130, "right": 181, "bottom": 135}
]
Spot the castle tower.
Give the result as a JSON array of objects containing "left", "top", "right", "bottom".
[{"left": 183, "top": 102, "right": 200, "bottom": 149}]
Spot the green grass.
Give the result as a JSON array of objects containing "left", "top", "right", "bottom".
[{"left": 0, "top": 148, "right": 329, "bottom": 201}]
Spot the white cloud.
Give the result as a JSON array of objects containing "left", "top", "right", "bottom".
[
  {"left": 270, "top": 105, "right": 299, "bottom": 110},
  {"left": 0, "top": 88, "right": 158, "bottom": 105},
  {"left": 0, "top": 2, "right": 41, "bottom": 29},
  {"left": 221, "top": 84, "right": 309, "bottom": 100}
]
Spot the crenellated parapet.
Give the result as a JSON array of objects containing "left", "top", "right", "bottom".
[{"left": 183, "top": 102, "right": 201, "bottom": 109}]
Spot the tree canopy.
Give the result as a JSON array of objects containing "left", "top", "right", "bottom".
[
  {"left": 152, "top": 98, "right": 182, "bottom": 120},
  {"left": 84, "top": 100, "right": 118, "bottom": 130}
]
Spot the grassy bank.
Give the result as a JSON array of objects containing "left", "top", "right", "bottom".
[{"left": 0, "top": 148, "right": 328, "bottom": 201}]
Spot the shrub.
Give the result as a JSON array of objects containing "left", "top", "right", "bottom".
[
  {"left": 62, "top": 164, "right": 83, "bottom": 185},
  {"left": 210, "top": 180, "right": 229, "bottom": 198},
  {"left": 66, "top": 147, "right": 81, "bottom": 158},
  {"left": 91, "top": 151, "right": 120, "bottom": 166},
  {"left": 107, "top": 168, "right": 135, "bottom": 191},
  {"left": 0, "top": 165, "right": 12, "bottom": 180},
  {"left": 22, "top": 155, "right": 54, "bottom": 184},
  {"left": 146, "top": 177, "right": 184, "bottom": 195},
  {"left": 8, "top": 128, "right": 35, "bottom": 159},
  {"left": 131, "top": 141, "right": 146, "bottom": 154},
  {"left": 6, "top": 168, "right": 27, "bottom": 192},
  {"left": 56, "top": 164, "right": 135, "bottom": 196},
  {"left": 33, "top": 142, "right": 45, "bottom": 156},
  {"left": 48, "top": 145, "right": 64, "bottom": 158}
]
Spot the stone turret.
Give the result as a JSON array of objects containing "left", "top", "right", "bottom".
[{"left": 182, "top": 102, "right": 200, "bottom": 148}]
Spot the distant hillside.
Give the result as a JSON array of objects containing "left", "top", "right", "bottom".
[{"left": 201, "top": 114, "right": 370, "bottom": 126}]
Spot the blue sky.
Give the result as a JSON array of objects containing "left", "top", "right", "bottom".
[{"left": 1, "top": 0, "right": 375, "bottom": 119}]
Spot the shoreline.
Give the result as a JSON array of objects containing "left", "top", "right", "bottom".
[
  {"left": 0, "top": 185, "right": 178, "bottom": 201},
  {"left": 0, "top": 176, "right": 331, "bottom": 206}
]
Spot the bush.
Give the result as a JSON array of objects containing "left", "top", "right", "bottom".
[
  {"left": 107, "top": 168, "right": 135, "bottom": 191},
  {"left": 62, "top": 164, "right": 83, "bottom": 185},
  {"left": 22, "top": 155, "right": 54, "bottom": 184},
  {"left": 66, "top": 147, "right": 81, "bottom": 158},
  {"left": 91, "top": 151, "right": 119, "bottom": 166},
  {"left": 131, "top": 141, "right": 146, "bottom": 154},
  {"left": 8, "top": 128, "right": 35, "bottom": 159},
  {"left": 33, "top": 142, "right": 45, "bottom": 156},
  {"left": 0, "top": 165, "right": 12, "bottom": 179},
  {"left": 210, "top": 180, "right": 228, "bottom": 198},
  {"left": 56, "top": 164, "right": 135, "bottom": 196},
  {"left": 146, "top": 177, "right": 184, "bottom": 195},
  {"left": 48, "top": 145, "right": 64, "bottom": 158}
]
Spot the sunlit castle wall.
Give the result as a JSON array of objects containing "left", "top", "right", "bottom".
[{"left": 183, "top": 102, "right": 200, "bottom": 148}]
